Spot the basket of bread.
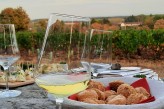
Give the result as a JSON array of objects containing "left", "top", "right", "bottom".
[{"left": 64, "top": 77, "right": 164, "bottom": 109}]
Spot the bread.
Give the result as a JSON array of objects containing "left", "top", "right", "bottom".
[
  {"left": 106, "top": 94, "right": 127, "bottom": 105},
  {"left": 75, "top": 80, "right": 150, "bottom": 105},
  {"left": 104, "top": 90, "right": 117, "bottom": 99},
  {"left": 117, "top": 84, "right": 136, "bottom": 98},
  {"left": 127, "top": 93, "right": 148, "bottom": 104},
  {"left": 77, "top": 89, "right": 98, "bottom": 101},
  {"left": 82, "top": 98, "right": 105, "bottom": 104},
  {"left": 135, "top": 87, "right": 150, "bottom": 98},
  {"left": 88, "top": 80, "right": 106, "bottom": 91},
  {"left": 109, "top": 80, "right": 124, "bottom": 91},
  {"left": 91, "top": 88, "right": 106, "bottom": 100}
]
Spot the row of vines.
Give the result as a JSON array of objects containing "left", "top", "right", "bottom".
[{"left": 16, "top": 29, "right": 164, "bottom": 60}]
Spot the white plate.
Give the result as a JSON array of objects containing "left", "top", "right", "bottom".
[
  {"left": 91, "top": 63, "right": 111, "bottom": 69},
  {"left": 141, "top": 68, "right": 152, "bottom": 72},
  {"left": 121, "top": 67, "right": 141, "bottom": 71},
  {"left": 71, "top": 67, "right": 86, "bottom": 72},
  {"left": 96, "top": 68, "right": 156, "bottom": 78},
  {"left": 98, "top": 70, "right": 142, "bottom": 76},
  {"left": 64, "top": 77, "right": 164, "bottom": 109},
  {"left": 98, "top": 69, "right": 128, "bottom": 73}
]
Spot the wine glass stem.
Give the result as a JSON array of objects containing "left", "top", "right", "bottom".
[
  {"left": 56, "top": 98, "right": 63, "bottom": 109},
  {"left": 5, "top": 68, "right": 9, "bottom": 91}
]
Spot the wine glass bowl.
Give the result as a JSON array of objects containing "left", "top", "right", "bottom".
[
  {"left": 0, "top": 24, "right": 21, "bottom": 98},
  {"left": 35, "top": 13, "right": 91, "bottom": 108},
  {"left": 88, "top": 29, "right": 113, "bottom": 77}
]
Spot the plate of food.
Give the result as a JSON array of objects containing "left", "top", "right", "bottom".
[
  {"left": 0, "top": 68, "right": 34, "bottom": 88},
  {"left": 64, "top": 77, "right": 164, "bottom": 109}
]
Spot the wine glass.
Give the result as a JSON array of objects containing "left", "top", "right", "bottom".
[
  {"left": 0, "top": 24, "right": 21, "bottom": 98},
  {"left": 35, "top": 13, "right": 91, "bottom": 109},
  {"left": 88, "top": 29, "right": 112, "bottom": 77}
]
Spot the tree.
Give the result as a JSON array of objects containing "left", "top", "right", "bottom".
[
  {"left": 91, "top": 22, "right": 103, "bottom": 30},
  {"left": 153, "top": 15, "right": 164, "bottom": 22},
  {"left": 52, "top": 20, "right": 64, "bottom": 32},
  {"left": 0, "top": 8, "right": 15, "bottom": 23},
  {"left": 102, "top": 18, "right": 111, "bottom": 25},
  {"left": 0, "top": 7, "right": 30, "bottom": 31},
  {"left": 136, "top": 14, "right": 146, "bottom": 22},
  {"left": 35, "top": 19, "right": 47, "bottom": 32},
  {"left": 144, "top": 16, "right": 154, "bottom": 29},
  {"left": 154, "top": 19, "right": 164, "bottom": 29},
  {"left": 91, "top": 18, "right": 97, "bottom": 24},
  {"left": 125, "top": 15, "right": 137, "bottom": 22},
  {"left": 38, "top": 19, "right": 47, "bottom": 29}
]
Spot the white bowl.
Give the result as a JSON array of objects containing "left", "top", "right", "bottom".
[{"left": 64, "top": 77, "right": 164, "bottom": 109}]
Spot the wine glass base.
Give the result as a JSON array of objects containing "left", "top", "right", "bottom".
[
  {"left": 47, "top": 93, "right": 64, "bottom": 103},
  {"left": 0, "top": 90, "right": 21, "bottom": 98},
  {"left": 47, "top": 93, "right": 56, "bottom": 102}
]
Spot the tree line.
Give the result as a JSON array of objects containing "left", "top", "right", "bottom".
[
  {"left": 0, "top": 7, "right": 164, "bottom": 32},
  {"left": 0, "top": 7, "right": 163, "bottom": 60}
]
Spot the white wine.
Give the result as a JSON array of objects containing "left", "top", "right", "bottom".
[{"left": 35, "top": 73, "right": 90, "bottom": 97}]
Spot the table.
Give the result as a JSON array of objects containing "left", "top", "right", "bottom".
[{"left": 0, "top": 84, "right": 87, "bottom": 109}]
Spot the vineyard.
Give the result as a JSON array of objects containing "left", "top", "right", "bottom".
[
  {"left": 16, "top": 29, "right": 164, "bottom": 78},
  {"left": 17, "top": 29, "right": 164, "bottom": 60}
]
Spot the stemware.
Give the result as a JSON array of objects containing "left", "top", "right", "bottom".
[
  {"left": 0, "top": 24, "right": 21, "bottom": 98},
  {"left": 88, "top": 29, "right": 112, "bottom": 77},
  {"left": 35, "top": 13, "right": 91, "bottom": 109}
]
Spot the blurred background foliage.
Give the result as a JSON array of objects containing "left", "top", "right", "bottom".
[{"left": 0, "top": 7, "right": 163, "bottom": 60}]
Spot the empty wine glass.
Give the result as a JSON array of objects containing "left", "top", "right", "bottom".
[
  {"left": 88, "top": 29, "right": 112, "bottom": 77},
  {"left": 0, "top": 24, "right": 21, "bottom": 98},
  {"left": 35, "top": 13, "right": 91, "bottom": 109}
]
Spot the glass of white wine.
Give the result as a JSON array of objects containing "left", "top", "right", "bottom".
[
  {"left": 35, "top": 13, "right": 91, "bottom": 109},
  {"left": 0, "top": 24, "right": 21, "bottom": 98}
]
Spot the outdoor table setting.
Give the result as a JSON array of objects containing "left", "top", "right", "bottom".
[
  {"left": 0, "top": 14, "right": 164, "bottom": 109},
  {"left": 0, "top": 70, "right": 164, "bottom": 109}
]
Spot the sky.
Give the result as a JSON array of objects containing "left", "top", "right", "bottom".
[{"left": 0, "top": 0, "right": 164, "bottom": 20}]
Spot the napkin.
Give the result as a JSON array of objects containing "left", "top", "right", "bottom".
[
  {"left": 130, "top": 78, "right": 155, "bottom": 104},
  {"left": 69, "top": 78, "right": 155, "bottom": 104},
  {"left": 131, "top": 78, "right": 150, "bottom": 93}
]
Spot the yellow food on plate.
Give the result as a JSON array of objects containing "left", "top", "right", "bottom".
[
  {"left": 0, "top": 66, "right": 34, "bottom": 83},
  {"left": 0, "top": 72, "right": 5, "bottom": 83},
  {"left": 9, "top": 75, "right": 17, "bottom": 83},
  {"left": 16, "top": 74, "right": 26, "bottom": 82}
]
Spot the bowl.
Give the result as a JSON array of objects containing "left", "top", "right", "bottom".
[{"left": 63, "top": 77, "right": 164, "bottom": 109}]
